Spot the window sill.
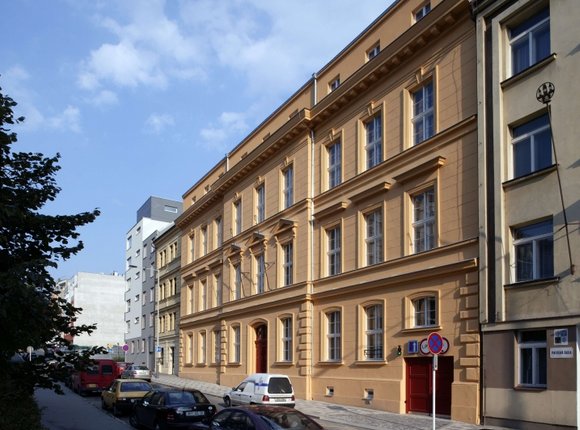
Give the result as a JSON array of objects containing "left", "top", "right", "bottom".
[
  {"left": 227, "top": 361, "right": 242, "bottom": 367},
  {"left": 401, "top": 325, "right": 441, "bottom": 334},
  {"left": 514, "top": 385, "right": 546, "bottom": 392},
  {"left": 501, "top": 54, "right": 556, "bottom": 90},
  {"left": 502, "top": 165, "right": 557, "bottom": 189},
  {"left": 505, "top": 277, "right": 559, "bottom": 289},
  {"left": 354, "top": 360, "right": 387, "bottom": 366},
  {"left": 317, "top": 360, "right": 344, "bottom": 366},
  {"left": 272, "top": 361, "right": 294, "bottom": 367},
  {"left": 184, "top": 363, "right": 194, "bottom": 368},
  {"left": 195, "top": 363, "right": 207, "bottom": 368}
]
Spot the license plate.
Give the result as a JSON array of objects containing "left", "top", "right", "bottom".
[
  {"left": 186, "top": 411, "right": 205, "bottom": 416},
  {"left": 87, "top": 384, "right": 97, "bottom": 388},
  {"left": 273, "top": 398, "right": 289, "bottom": 402}
]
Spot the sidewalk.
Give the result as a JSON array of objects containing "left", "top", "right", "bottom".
[{"left": 152, "top": 374, "right": 511, "bottom": 430}]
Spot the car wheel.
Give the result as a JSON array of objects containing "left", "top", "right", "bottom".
[
  {"left": 129, "top": 412, "right": 141, "bottom": 429},
  {"left": 223, "top": 396, "right": 231, "bottom": 407}
]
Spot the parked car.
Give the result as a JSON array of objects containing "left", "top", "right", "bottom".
[
  {"left": 223, "top": 373, "right": 295, "bottom": 408},
  {"left": 71, "top": 359, "right": 117, "bottom": 396},
  {"left": 121, "top": 364, "right": 151, "bottom": 381},
  {"left": 191, "top": 405, "right": 323, "bottom": 430},
  {"left": 101, "top": 378, "right": 152, "bottom": 416},
  {"left": 129, "top": 388, "right": 216, "bottom": 429},
  {"left": 115, "top": 361, "right": 131, "bottom": 378}
]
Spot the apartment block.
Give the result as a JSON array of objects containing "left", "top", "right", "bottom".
[
  {"left": 177, "top": 0, "right": 481, "bottom": 423},
  {"left": 474, "top": 0, "right": 580, "bottom": 428}
]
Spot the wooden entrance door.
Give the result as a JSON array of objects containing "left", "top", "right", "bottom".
[
  {"left": 255, "top": 325, "right": 267, "bottom": 373},
  {"left": 405, "top": 356, "right": 453, "bottom": 416}
]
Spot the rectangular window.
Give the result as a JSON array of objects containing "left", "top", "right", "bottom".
[
  {"left": 234, "top": 200, "right": 242, "bottom": 235},
  {"left": 512, "top": 114, "right": 551, "bottom": 178},
  {"left": 141, "top": 314, "right": 145, "bottom": 330},
  {"left": 414, "top": 2, "right": 431, "bottom": 22},
  {"left": 215, "top": 217, "right": 223, "bottom": 248},
  {"left": 187, "top": 334, "right": 194, "bottom": 364},
  {"left": 329, "top": 76, "right": 340, "bottom": 92},
  {"left": 234, "top": 264, "right": 242, "bottom": 300},
  {"left": 518, "top": 330, "right": 547, "bottom": 387},
  {"left": 201, "top": 226, "right": 208, "bottom": 255},
  {"left": 213, "top": 330, "right": 221, "bottom": 364},
  {"left": 365, "top": 209, "right": 383, "bottom": 265},
  {"left": 189, "top": 234, "right": 195, "bottom": 262},
  {"left": 365, "top": 115, "right": 382, "bottom": 169},
  {"left": 199, "top": 332, "right": 206, "bottom": 364},
  {"left": 413, "top": 188, "right": 435, "bottom": 253},
  {"left": 365, "top": 305, "right": 384, "bottom": 360},
  {"left": 413, "top": 297, "right": 436, "bottom": 327},
  {"left": 328, "top": 141, "right": 342, "bottom": 189},
  {"left": 200, "top": 280, "right": 207, "bottom": 311},
  {"left": 283, "top": 166, "right": 294, "bottom": 209},
  {"left": 232, "top": 326, "right": 241, "bottom": 363},
  {"left": 256, "top": 253, "right": 266, "bottom": 294},
  {"left": 367, "top": 43, "right": 380, "bottom": 61},
  {"left": 283, "top": 243, "right": 293, "bottom": 286},
  {"left": 215, "top": 273, "right": 222, "bottom": 306},
  {"left": 281, "top": 318, "right": 293, "bottom": 362},
  {"left": 514, "top": 220, "right": 553, "bottom": 282},
  {"left": 149, "top": 312, "right": 154, "bottom": 327},
  {"left": 509, "top": 8, "right": 550, "bottom": 76},
  {"left": 327, "top": 311, "right": 341, "bottom": 361},
  {"left": 256, "top": 184, "right": 265, "bottom": 223},
  {"left": 327, "top": 226, "right": 341, "bottom": 276},
  {"left": 412, "top": 81, "right": 434, "bottom": 145}
]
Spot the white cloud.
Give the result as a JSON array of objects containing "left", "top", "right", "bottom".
[
  {"left": 88, "top": 89, "right": 119, "bottom": 107},
  {"left": 145, "top": 113, "right": 175, "bottom": 134},
  {"left": 200, "top": 111, "right": 249, "bottom": 152},
  {"left": 46, "top": 106, "right": 82, "bottom": 133}
]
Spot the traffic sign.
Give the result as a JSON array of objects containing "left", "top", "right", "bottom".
[{"left": 427, "top": 332, "right": 444, "bottom": 355}]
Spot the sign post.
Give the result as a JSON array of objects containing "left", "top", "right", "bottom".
[{"left": 427, "top": 332, "right": 444, "bottom": 430}]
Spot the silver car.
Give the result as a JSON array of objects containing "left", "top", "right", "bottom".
[{"left": 121, "top": 364, "right": 151, "bottom": 382}]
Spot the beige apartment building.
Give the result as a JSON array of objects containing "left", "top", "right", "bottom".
[
  {"left": 176, "top": 0, "right": 481, "bottom": 424},
  {"left": 474, "top": 0, "right": 580, "bottom": 428}
]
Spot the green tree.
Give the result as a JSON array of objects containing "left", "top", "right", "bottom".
[{"left": 0, "top": 85, "right": 102, "bottom": 393}]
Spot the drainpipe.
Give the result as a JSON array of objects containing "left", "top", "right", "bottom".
[
  {"left": 312, "top": 73, "right": 318, "bottom": 106},
  {"left": 307, "top": 127, "right": 316, "bottom": 400}
]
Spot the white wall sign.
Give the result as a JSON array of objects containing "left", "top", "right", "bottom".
[{"left": 550, "top": 347, "right": 574, "bottom": 359}]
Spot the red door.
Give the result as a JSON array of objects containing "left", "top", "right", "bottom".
[
  {"left": 255, "top": 325, "right": 267, "bottom": 373},
  {"left": 406, "top": 356, "right": 453, "bottom": 416}
]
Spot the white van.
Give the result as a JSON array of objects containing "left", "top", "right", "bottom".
[{"left": 223, "top": 373, "right": 295, "bottom": 407}]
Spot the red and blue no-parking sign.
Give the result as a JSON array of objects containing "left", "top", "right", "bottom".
[{"left": 427, "top": 332, "right": 444, "bottom": 355}]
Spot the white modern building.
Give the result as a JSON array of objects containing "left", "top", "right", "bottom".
[
  {"left": 124, "top": 196, "right": 182, "bottom": 368},
  {"left": 57, "top": 271, "right": 126, "bottom": 349}
]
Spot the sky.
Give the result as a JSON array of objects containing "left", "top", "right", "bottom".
[{"left": 3, "top": 0, "right": 393, "bottom": 281}]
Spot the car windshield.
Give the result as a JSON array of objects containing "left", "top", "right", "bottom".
[
  {"left": 167, "top": 391, "right": 209, "bottom": 405},
  {"left": 259, "top": 411, "right": 320, "bottom": 430},
  {"left": 268, "top": 378, "right": 292, "bottom": 394},
  {"left": 132, "top": 366, "right": 149, "bottom": 370},
  {"left": 121, "top": 382, "right": 152, "bottom": 392}
]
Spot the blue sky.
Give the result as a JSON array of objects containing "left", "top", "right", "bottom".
[{"left": 3, "top": 0, "right": 392, "bottom": 280}]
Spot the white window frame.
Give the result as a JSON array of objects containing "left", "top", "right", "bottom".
[
  {"left": 233, "top": 199, "right": 242, "bottom": 236},
  {"left": 329, "top": 76, "right": 340, "bottom": 92},
  {"left": 364, "top": 304, "right": 384, "bottom": 361},
  {"left": 367, "top": 43, "right": 380, "bottom": 61},
  {"left": 234, "top": 264, "right": 242, "bottom": 300},
  {"left": 281, "top": 317, "right": 293, "bottom": 362},
  {"left": 511, "top": 114, "right": 551, "bottom": 178},
  {"left": 328, "top": 140, "right": 342, "bottom": 189},
  {"left": 513, "top": 219, "right": 553, "bottom": 282},
  {"left": 199, "top": 332, "right": 206, "bottom": 364},
  {"left": 414, "top": 2, "right": 431, "bottom": 22},
  {"left": 200, "top": 279, "right": 207, "bottom": 311},
  {"left": 326, "top": 311, "right": 342, "bottom": 362},
  {"left": 215, "top": 217, "right": 223, "bottom": 248},
  {"left": 412, "top": 188, "right": 435, "bottom": 253},
  {"left": 256, "top": 253, "right": 266, "bottom": 294},
  {"left": 256, "top": 184, "right": 265, "bottom": 223},
  {"left": 283, "top": 166, "right": 294, "bottom": 209},
  {"left": 282, "top": 242, "right": 293, "bottom": 287},
  {"left": 508, "top": 8, "right": 550, "bottom": 77},
  {"left": 412, "top": 296, "right": 437, "bottom": 328},
  {"left": 412, "top": 81, "right": 434, "bottom": 145},
  {"left": 215, "top": 273, "right": 222, "bottom": 306},
  {"left": 213, "top": 330, "right": 221, "bottom": 364},
  {"left": 365, "top": 115, "right": 382, "bottom": 169},
  {"left": 232, "top": 325, "right": 241, "bottom": 363},
  {"left": 201, "top": 225, "right": 208, "bottom": 255},
  {"left": 365, "top": 209, "right": 383, "bottom": 266},
  {"left": 327, "top": 225, "right": 341, "bottom": 276},
  {"left": 518, "top": 330, "right": 547, "bottom": 388}
]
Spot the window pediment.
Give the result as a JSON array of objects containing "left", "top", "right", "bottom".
[
  {"left": 246, "top": 231, "right": 266, "bottom": 251},
  {"left": 313, "top": 201, "right": 348, "bottom": 221},
  {"left": 393, "top": 156, "right": 446, "bottom": 184},
  {"left": 350, "top": 182, "right": 391, "bottom": 204},
  {"left": 271, "top": 218, "right": 296, "bottom": 237}
]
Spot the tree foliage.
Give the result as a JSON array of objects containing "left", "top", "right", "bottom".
[{"left": 0, "top": 85, "right": 102, "bottom": 393}]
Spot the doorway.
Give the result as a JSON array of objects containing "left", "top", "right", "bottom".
[
  {"left": 255, "top": 324, "right": 267, "bottom": 373},
  {"left": 405, "top": 356, "right": 453, "bottom": 416}
]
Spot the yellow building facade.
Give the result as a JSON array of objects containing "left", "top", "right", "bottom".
[{"left": 176, "top": 0, "right": 481, "bottom": 424}]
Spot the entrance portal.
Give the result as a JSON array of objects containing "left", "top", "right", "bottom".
[
  {"left": 255, "top": 324, "right": 267, "bottom": 373},
  {"left": 405, "top": 356, "right": 453, "bottom": 416}
]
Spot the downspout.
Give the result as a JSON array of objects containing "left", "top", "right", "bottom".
[
  {"left": 312, "top": 73, "right": 318, "bottom": 106},
  {"left": 308, "top": 127, "right": 316, "bottom": 400}
]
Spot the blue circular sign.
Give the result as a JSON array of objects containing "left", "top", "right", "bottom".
[{"left": 427, "top": 332, "right": 444, "bottom": 355}]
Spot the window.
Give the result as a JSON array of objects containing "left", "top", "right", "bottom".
[
  {"left": 215, "top": 273, "right": 222, "bottom": 306},
  {"left": 412, "top": 188, "right": 435, "bottom": 253},
  {"left": 327, "top": 226, "right": 341, "bottom": 276},
  {"left": 414, "top": 2, "right": 431, "bottom": 22},
  {"left": 518, "top": 330, "right": 547, "bottom": 387},
  {"left": 199, "top": 332, "right": 206, "bottom": 364},
  {"left": 329, "top": 76, "right": 340, "bottom": 92},
  {"left": 189, "top": 233, "right": 195, "bottom": 262},
  {"left": 141, "top": 314, "right": 145, "bottom": 329},
  {"left": 233, "top": 199, "right": 242, "bottom": 235},
  {"left": 282, "top": 243, "right": 293, "bottom": 286},
  {"left": 256, "top": 253, "right": 266, "bottom": 294},
  {"left": 413, "top": 296, "right": 436, "bottom": 327},
  {"left": 164, "top": 205, "right": 178, "bottom": 213},
  {"left": 281, "top": 317, "right": 293, "bottom": 362},
  {"left": 256, "top": 184, "right": 265, "bottom": 223},
  {"left": 126, "top": 299, "right": 131, "bottom": 313},
  {"left": 365, "top": 115, "right": 382, "bottom": 169},
  {"left": 513, "top": 219, "right": 553, "bottom": 282},
  {"left": 367, "top": 43, "right": 380, "bottom": 61},
  {"left": 187, "top": 334, "right": 194, "bottom": 364},
  {"left": 232, "top": 326, "right": 241, "bottom": 363},
  {"left": 126, "top": 235, "right": 132, "bottom": 250},
  {"left": 283, "top": 166, "right": 294, "bottom": 209},
  {"left": 512, "top": 114, "right": 551, "bottom": 178},
  {"left": 234, "top": 264, "right": 242, "bottom": 300},
  {"left": 412, "top": 81, "right": 434, "bottom": 145},
  {"left": 149, "top": 312, "right": 154, "bottom": 327},
  {"left": 215, "top": 217, "right": 223, "bottom": 248},
  {"left": 509, "top": 8, "right": 550, "bottom": 76},
  {"left": 201, "top": 226, "right": 208, "bottom": 255},
  {"left": 365, "top": 209, "right": 383, "bottom": 265},
  {"left": 213, "top": 330, "right": 221, "bottom": 364},
  {"left": 364, "top": 305, "right": 383, "bottom": 360},
  {"left": 326, "top": 311, "right": 341, "bottom": 361},
  {"left": 200, "top": 279, "right": 207, "bottom": 311},
  {"left": 328, "top": 140, "right": 342, "bottom": 189}
]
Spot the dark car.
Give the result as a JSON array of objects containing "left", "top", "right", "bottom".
[
  {"left": 190, "top": 405, "right": 324, "bottom": 430},
  {"left": 129, "top": 388, "right": 216, "bottom": 429}
]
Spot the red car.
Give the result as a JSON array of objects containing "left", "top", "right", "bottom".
[{"left": 70, "top": 359, "right": 116, "bottom": 396}]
